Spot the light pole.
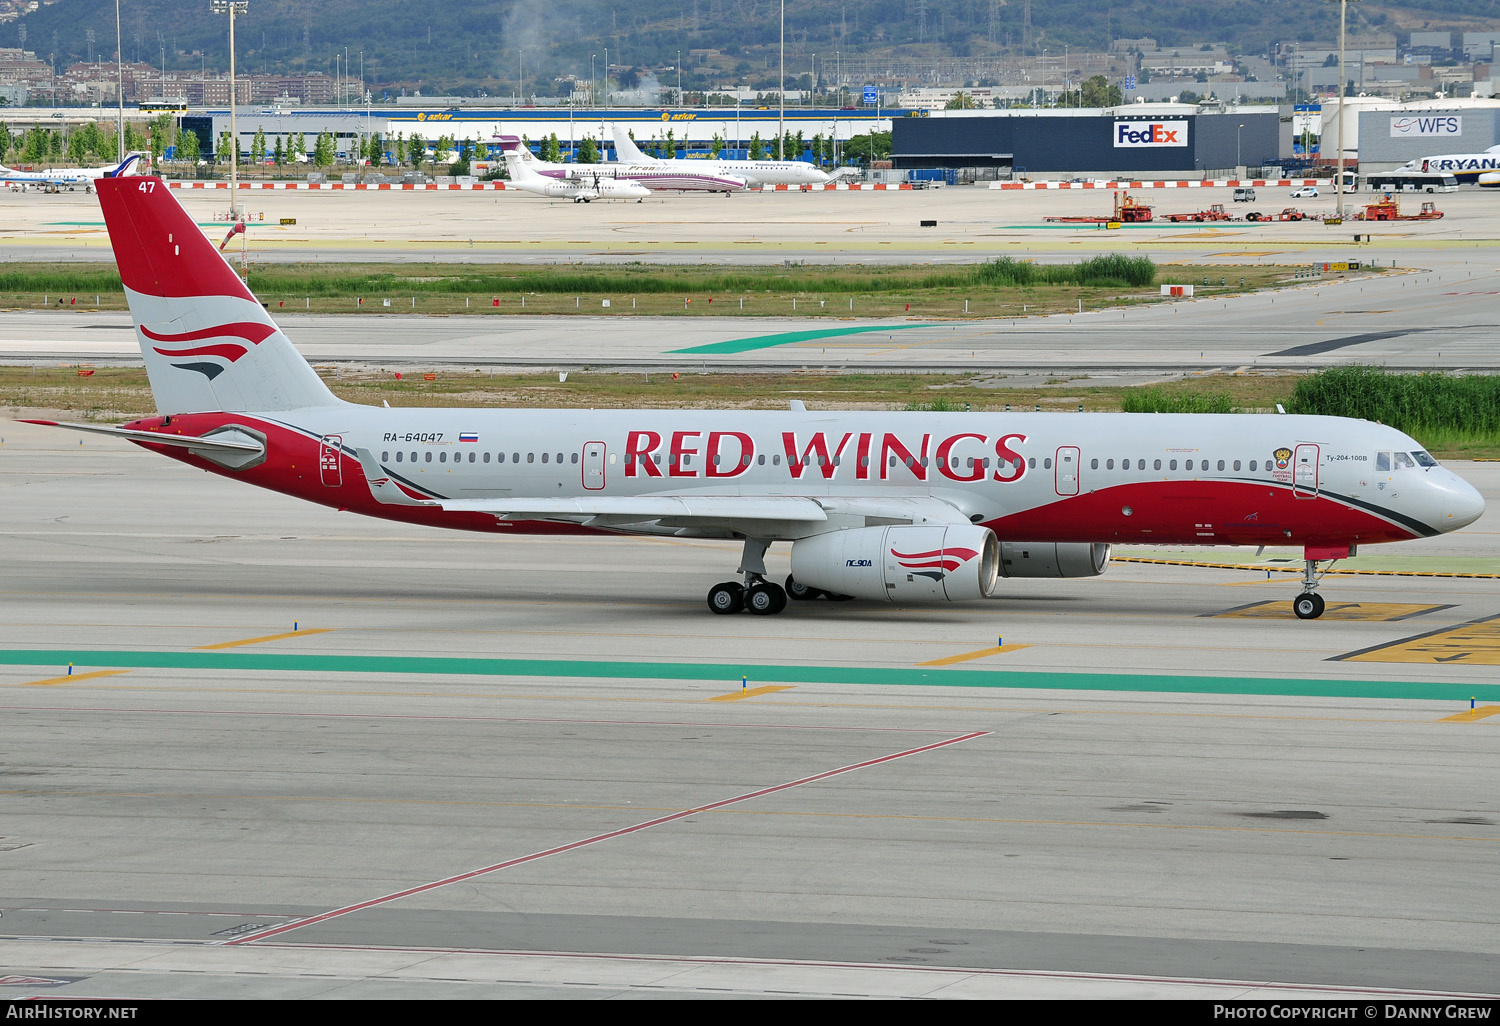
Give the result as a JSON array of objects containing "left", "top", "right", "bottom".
[
  {"left": 114, "top": 0, "right": 124, "bottom": 161},
  {"left": 210, "top": 1, "right": 247, "bottom": 218},
  {"left": 778, "top": 0, "right": 784, "bottom": 159},
  {"left": 1237, "top": 122, "right": 1244, "bottom": 172},
  {"left": 677, "top": 50, "right": 681, "bottom": 107}
]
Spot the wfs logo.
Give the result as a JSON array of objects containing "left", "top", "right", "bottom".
[
  {"left": 1114, "top": 120, "right": 1187, "bottom": 148},
  {"left": 1391, "top": 116, "right": 1461, "bottom": 138}
]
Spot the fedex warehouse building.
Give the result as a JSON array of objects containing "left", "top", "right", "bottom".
[{"left": 892, "top": 108, "right": 1280, "bottom": 177}]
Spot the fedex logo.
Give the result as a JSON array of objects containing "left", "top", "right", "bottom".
[
  {"left": 1391, "top": 116, "right": 1460, "bottom": 138},
  {"left": 1113, "top": 120, "right": 1187, "bottom": 148}
]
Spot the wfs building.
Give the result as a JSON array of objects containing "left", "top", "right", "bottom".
[{"left": 892, "top": 106, "right": 1280, "bottom": 178}]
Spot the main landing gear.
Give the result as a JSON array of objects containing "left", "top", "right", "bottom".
[{"left": 706, "top": 538, "right": 788, "bottom": 616}]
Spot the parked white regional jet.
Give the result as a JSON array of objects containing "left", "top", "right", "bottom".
[
  {"left": 1, "top": 152, "right": 147, "bottom": 191},
  {"left": 496, "top": 135, "right": 746, "bottom": 194},
  {"left": 503, "top": 147, "right": 649, "bottom": 202},
  {"left": 21, "top": 174, "right": 1486, "bottom": 619},
  {"left": 609, "top": 124, "right": 831, "bottom": 187}
]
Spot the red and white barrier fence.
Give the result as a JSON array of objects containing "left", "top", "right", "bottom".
[{"left": 989, "top": 179, "right": 1321, "bottom": 190}]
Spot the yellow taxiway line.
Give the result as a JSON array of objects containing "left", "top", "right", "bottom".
[
  {"left": 917, "top": 644, "right": 1032, "bottom": 667},
  {"left": 195, "top": 629, "right": 332, "bottom": 651},
  {"left": 708, "top": 685, "right": 797, "bottom": 702},
  {"left": 1439, "top": 706, "right": 1500, "bottom": 723},
  {"left": 20, "top": 669, "right": 132, "bottom": 687}
]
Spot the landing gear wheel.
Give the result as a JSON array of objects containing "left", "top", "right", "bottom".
[
  {"left": 707, "top": 581, "right": 745, "bottom": 615},
  {"left": 1293, "top": 593, "right": 1325, "bottom": 620},
  {"left": 785, "top": 574, "right": 822, "bottom": 601},
  {"left": 745, "top": 582, "right": 787, "bottom": 616}
]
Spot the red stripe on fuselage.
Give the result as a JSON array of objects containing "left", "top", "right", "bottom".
[{"left": 982, "top": 480, "right": 1418, "bottom": 547}]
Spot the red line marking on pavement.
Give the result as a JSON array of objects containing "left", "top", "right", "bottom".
[{"left": 227, "top": 730, "right": 988, "bottom": 946}]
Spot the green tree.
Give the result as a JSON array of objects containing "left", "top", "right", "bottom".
[
  {"left": 251, "top": 127, "right": 267, "bottom": 164},
  {"left": 124, "top": 122, "right": 149, "bottom": 155},
  {"left": 710, "top": 132, "right": 724, "bottom": 158},
  {"left": 749, "top": 131, "right": 765, "bottom": 160},
  {"left": 148, "top": 114, "right": 173, "bottom": 163},
  {"left": 944, "top": 91, "right": 979, "bottom": 110},
  {"left": 1079, "top": 75, "right": 1124, "bottom": 107},
  {"left": 542, "top": 132, "right": 561, "bottom": 162},
  {"left": 408, "top": 131, "right": 426, "bottom": 169},
  {"left": 841, "top": 131, "right": 892, "bottom": 166},
  {"left": 177, "top": 126, "right": 201, "bottom": 164},
  {"left": 367, "top": 132, "right": 384, "bottom": 166},
  {"left": 313, "top": 131, "right": 336, "bottom": 168},
  {"left": 293, "top": 132, "right": 306, "bottom": 161},
  {"left": 436, "top": 134, "right": 456, "bottom": 171},
  {"left": 577, "top": 135, "right": 599, "bottom": 163},
  {"left": 273, "top": 135, "right": 285, "bottom": 167}
]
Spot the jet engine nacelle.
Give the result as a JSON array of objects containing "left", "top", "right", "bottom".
[
  {"left": 998, "top": 541, "right": 1111, "bottom": 579},
  {"left": 790, "top": 524, "right": 1000, "bottom": 602}
]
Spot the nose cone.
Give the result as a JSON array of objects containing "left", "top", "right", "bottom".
[{"left": 1437, "top": 471, "right": 1486, "bottom": 531}]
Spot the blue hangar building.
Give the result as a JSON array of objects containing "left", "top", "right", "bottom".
[{"left": 892, "top": 107, "right": 1282, "bottom": 177}]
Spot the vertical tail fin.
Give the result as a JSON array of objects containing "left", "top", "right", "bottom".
[
  {"left": 96, "top": 175, "right": 341, "bottom": 415},
  {"left": 609, "top": 124, "right": 654, "bottom": 164}
]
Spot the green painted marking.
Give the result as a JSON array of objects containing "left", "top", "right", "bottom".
[
  {"left": 671, "top": 324, "right": 927, "bottom": 355},
  {"left": 2, "top": 650, "right": 1496, "bottom": 702}
]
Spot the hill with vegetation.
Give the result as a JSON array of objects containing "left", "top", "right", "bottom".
[{"left": 6, "top": 0, "right": 1500, "bottom": 98}]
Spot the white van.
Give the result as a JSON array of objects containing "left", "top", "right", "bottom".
[{"left": 1233, "top": 187, "right": 1256, "bottom": 202}]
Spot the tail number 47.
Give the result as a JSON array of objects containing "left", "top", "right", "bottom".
[{"left": 137, "top": 180, "right": 156, "bottom": 193}]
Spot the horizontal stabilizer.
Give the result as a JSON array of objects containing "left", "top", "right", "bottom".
[{"left": 18, "top": 419, "right": 264, "bottom": 453}]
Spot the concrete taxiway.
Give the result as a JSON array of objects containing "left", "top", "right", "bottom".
[{"left": 0, "top": 420, "right": 1496, "bottom": 998}]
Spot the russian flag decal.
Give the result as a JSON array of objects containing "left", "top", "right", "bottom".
[{"left": 459, "top": 432, "right": 479, "bottom": 443}]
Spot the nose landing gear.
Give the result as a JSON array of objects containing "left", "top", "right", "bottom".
[{"left": 1292, "top": 546, "right": 1351, "bottom": 619}]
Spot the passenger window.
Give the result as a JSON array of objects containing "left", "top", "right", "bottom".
[
  {"left": 1394, "top": 452, "right": 1415, "bottom": 469},
  {"left": 394, "top": 451, "right": 402, "bottom": 462},
  {"left": 834, "top": 455, "right": 842, "bottom": 466},
  {"left": 1233, "top": 460, "right": 1240, "bottom": 471},
  {"left": 713, "top": 454, "right": 721, "bottom": 466},
  {"left": 542, "top": 452, "right": 550, "bottom": 464},
  {"left": 1043, "top": 457, "right": 1051, "bottom": 470},
  {"left": 425, "top": 451, "right": 432, "bottom": 463},
  {"left": 1137, "top": 459, "right": 1145, "bottom": 470},
  {"left": 381, "top": 451, "right": 389, "bottom": 462},
  {"left": 1217, "top": 460, "right": 1225, "bottom": 471},
  {"left": 758, "top": 454, "right": 766, "bottom": 466},
  {"left": 556, "top": 453, "right": 563, "bottom": 464},
  {"left": 773, "top": 455, "right": 780, "bottom": 465},
  {"left": 527, "top": 453, "right": 535, "bottom": 463},
  {"left": 1170, "top": 459, "right": 1177, "bottom": 471},
  {"left": 1376, "top": 452, "right": 1391, "bottom": 471},
  {"left": 1028, "top": 457, "right": 1036, "bottom": 469},
  {"left": 571, "top": 453, "right": 579, "bottom": 464},
  {"left": 1153, "top": 459, "right": 1162, "bottom": 471},
  {"left": 1106, "top": 459, "right": 1114, "bottom": 470},
  {"left": 1249, "top": 460, "right": 1257, "bottom": 471},
  {"left": 1185, "top": 459, "right": 1193, "bottom": 471},
  {"left": 439, "top": 451, "right": 447, "bottom": 463},
  {"left": 484, "top": 452, "right": 491, "bottom": 463},
  {"left": 469, "top": 452, "right": 476, "bottom": 463},
  {"left": 512, "top": 453, "right": 519, "bottom": 463},
  {"left": 682, "top": 454, "right": 692, "bottom": 467},
  {"left": 742, "top": 455, "right": 752, "bottom": 467},
  {"left": 889, "top": 455, "right": 897, "bottom": 467},
  {"left": 1090, "top": 459, "right": 1098, "bottom": 470},
  {"left": 920, "top": 457, "right": 929, "bottom": 467}
]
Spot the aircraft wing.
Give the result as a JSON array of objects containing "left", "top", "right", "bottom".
[{"left": 352, "top": 448, "right": 969, "bottom": 531}]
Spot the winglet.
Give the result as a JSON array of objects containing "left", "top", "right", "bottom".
[{"left": 354, "top": 447, "right": 435, "bottom": 506}]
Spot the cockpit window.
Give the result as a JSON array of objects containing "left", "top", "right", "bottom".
[
  {"left": 1393, "top": 452, "right": 1415, "bottom": 469},
  {"left": 1412, "top": 450, "right": 1438, "bottom": 467},
  {"left": 1376, "top": 452, "right": 1390, "bottom": 471}
]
